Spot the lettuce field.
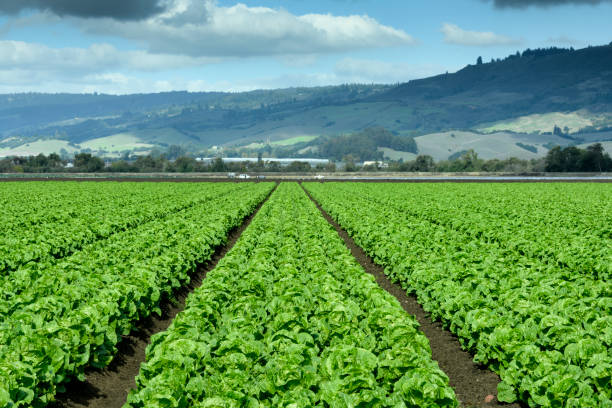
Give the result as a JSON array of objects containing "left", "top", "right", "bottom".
[{"left": 0, "top": 181, "right": 610, "bottom": 408}]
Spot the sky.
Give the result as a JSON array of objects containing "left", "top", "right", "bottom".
[{"left": 0, "top": 0, "right": 610, "bottom": 94}]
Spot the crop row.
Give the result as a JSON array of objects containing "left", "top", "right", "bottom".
[
  {"left": 319, "top": 183, "right": 611, "bottom": 280},
  {"left": 0, "top": 182, "right": 250, "bottom": 274},
  {"left": 126, "top": 183, "right": 458, "bottom": 408},
  {"left": 304, "top": 182, "right": 611, "bottom": 408},
  {"left": 0, "top": 182, "right": 274, "bottom": 407}
]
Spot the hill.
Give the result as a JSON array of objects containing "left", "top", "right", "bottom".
[
  {"left": 1, "top": 43, "right": 611, "bottom": 160},
  {"left": 378, "top": 44, "right": 612, "bottom": 130}
]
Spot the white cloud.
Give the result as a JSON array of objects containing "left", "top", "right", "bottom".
[
  {"left": 79, "top": 0, "right": 415, "bottom": 57},
  {"left": 0, "top": 40, "right": 218, "bottom": 73},
  {"left": 0, "top": 69, "right": 194, "bottom": 94},
  {"left": 0, "top": 1, "right": 419, "bottom": 93},
  {"left": 0, "top": 40, "right": 222, "bottom": 94},
  {"left": 334, "top": 58, "right": 446, "bottom": 83},
  {"left": 546, "top": 35, "right": 583, "bottom": 46},
  {"left": 441, "top": 23, "right": 521, "bottom": 46}
]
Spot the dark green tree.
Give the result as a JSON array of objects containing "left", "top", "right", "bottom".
[
  {"left": 285, "top": 161, "right": 311, "bottom": 172},
  {"left": 174, "top": 156, "right": 197, "bottom": 172},
  {"left": 210, "top": 157, "right": 225, "bottom": 172},
  {"left": 414, "top": 155, "right": 434, "bottom": 171},
  {"left": 74, "top": 153, "right": 104, "bottom": 172}
]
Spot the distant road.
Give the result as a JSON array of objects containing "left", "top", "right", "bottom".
[
  {"left": 328, "top": 176, "right": 612, "bottom": 182},
  {"left": 0, "top": 173, "right": 611, "bottom": 182}
]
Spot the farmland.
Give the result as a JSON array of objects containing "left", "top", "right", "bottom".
[
  {"left": 0, "top": 180, "right": 610, "bottom": 408},
  {"left": 126, "top": 183, "right": 457, "bottom": 407},
  {"left": 0, "top": 181, "right": 275, "bottom": 407},
  {"left": 304, "top": 182, "right": 611, "bottom": 407}
]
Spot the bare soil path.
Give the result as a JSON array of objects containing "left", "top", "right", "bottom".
[
  {"left": 301, "top": 184, "right": 523, "bottom": 408},
  {"left": 50, "top": 184, "right": 278, "bottom": 408}
]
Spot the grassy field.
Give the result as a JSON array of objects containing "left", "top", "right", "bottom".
[
  {"left": 413, "top": 130, "right": 560, "bottom": 161},
  {"left": 476, "top": 111, "right": 608, "bottom": 134},
  {"left": 378, "top": 146, "right": 417, "bottom": 161},
  {"left": 578, "top": 140, "right": 612, "bottom": 152},
  {"left": 79, "top": 133, "right": 155, "bottom": 152},
  {"left": 270, "top": 135, "right": 318, "bottom": 146},
  {"left": 0, "top": 139, "right": 78, "bottom": 157}
]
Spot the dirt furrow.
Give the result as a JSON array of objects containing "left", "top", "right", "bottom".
[
  {"left": 301, "top": 184, "right": 522, "bottom": 408},
  {"left": 51, "top": 184, "right": 278, "bottom": 408}
]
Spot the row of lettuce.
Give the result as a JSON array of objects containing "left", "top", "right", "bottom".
[
  {"left": 304, "top": 182, "right": 611, "bottom": 408},
  {"left": 125, "top": 183, "right": 458, "bottom": 407},
  {"left": 0, "top": 182, "right": 255, "bottom": 275},
  {"left": 335, "top": 183, "right": 610, "bottom": 280},
  {"left": 0, "top": 182, "right": 274, "bottom": 407}
]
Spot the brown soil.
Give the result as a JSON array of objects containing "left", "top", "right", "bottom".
[
  {"left": 50, "top": 184, "right": 277, "bottom": 408},
  {"left": 301, "top": 185, "right": 523, "bottom": 408}
]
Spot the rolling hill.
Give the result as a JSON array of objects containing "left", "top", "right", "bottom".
[{"left": 1, "top": 43, "right": 611, "bottom": 160}]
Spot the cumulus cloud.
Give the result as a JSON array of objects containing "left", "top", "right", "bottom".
[
  {"left": 441, "top": 23, "right": 522, "bottom": 46},
  {"left": 0, "top": 42, "right": 442, "bottom": 94},
  {"left": 0, "top": 40, "right": 222, "bottom": 94},
  {"left": 0, "top": 0, "right": 165, "bottom": 20},
  {"left": 486, "top": 0, "right": 612, "bottom": 7},
  {"left": 0, "top": 1, "right": 419, "bottom": 93},
  {"left": 79, "top": 0, "right": 415, "bottom": 57}
]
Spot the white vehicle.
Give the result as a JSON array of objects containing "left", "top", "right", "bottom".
[
  {"left": 227, "top": 172, "right": 236, "bottom": 178},
  {"left": 315, "top": 174, "right": 325, "bottom": 180},
  {"left": 238, "top": 173, "right": 251, "bottom": 179}
]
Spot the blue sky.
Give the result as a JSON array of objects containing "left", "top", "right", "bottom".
[{"left": 0, "top": 0, "right": 610, "bottom": 94}]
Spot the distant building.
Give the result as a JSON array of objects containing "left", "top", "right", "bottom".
[
  {"left": 198, "top": 157, "right": 329, "bottom": 167},
  {"left": 363, "top": 161, "right": 389, "bottom": 168}
]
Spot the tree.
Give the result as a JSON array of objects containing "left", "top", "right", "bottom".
[
  {"left": 580, "top": 143, "right": 611, "bottom": 172},
  {"left": 476, "top": 56, "right": 483, "bottom": 65},
  {"left": 563, "top": 146, "right": 582, "bottom": 171},
  {"left": 456, "top": 149, "right": 482, "bottom": 171},
  {"left": 109, "top": 160, "right": 137, "bottom": 172},
  {"left": 74, "top": 153, "right": 104, "bottom": 172},
  {"left": 32, "top": 153, "right": 48, "bottom": 169},
  {"left": 173, "top": 156, "right": 197, "bottom": 172},
  {"left": 545, "top": 146, "right": 564, "bottom": 172},
  {"left": 285, "top": 161, "right": 311, "bottom": 172},
  {"left": 318, "top": 127, "right": 415, "bottom": 162},
  {"left": 414, "top": 155, "right": 434, "bottom": 172},
  {"left": 210, "top": 157, "right": 225, "bottom": 172},
  {"left": 545, "top": 143, "right": 611, "bottom": 172},
  {"left": 267, "top": 161, "right": 281, "bottom": 172},
  {"left": 343, "top": 155, "right": 357, "bottom": 172},
  {"left": 324, "top": 161, "right": 336, "bottom": 172},
  {"left": 47, "top": 153, "right": 62, "bottom": 167},
  {"left": 134, "top": 155, "right": 164, "bottom": 172}
]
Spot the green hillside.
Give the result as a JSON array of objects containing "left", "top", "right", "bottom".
[{"left": 1, "top": 44, "right": 612, "bottom": 159}]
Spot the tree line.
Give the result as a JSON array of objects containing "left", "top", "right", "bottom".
[
  {"left": 317, "top": 127, "right": 417, "bottom": 162},
  {"left": 0, "top": 143, "right": 609, "bottom": 174}
]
